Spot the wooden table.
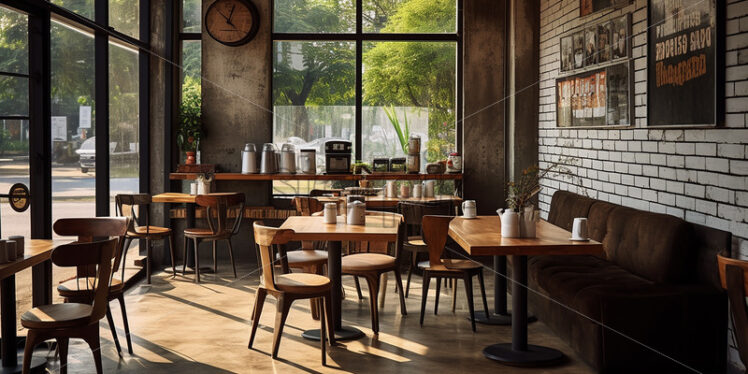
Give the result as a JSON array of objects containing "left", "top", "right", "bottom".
[
  {"left": 317, "top": 195, "right": 462, "bottom": 209},
  {"left": 448, "top": 217, "right": 603, "bottom": 366},
  {"left": 0, "top": 239, "right": 69, "bottom": 372},
  {"left": 152, "top": 193, "right": 200, "bottom": 270},
  {"left": 279, "top": 215, "right": 400, "bottom": 341}
]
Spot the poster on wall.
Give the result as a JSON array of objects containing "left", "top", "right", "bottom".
[
  {"left": 560, "top": 36, "right": 574, "bottom": 72},
  {"left": 611, "top": 15, "right": 629, "bottom": 60},
  {"left": 573, "top": 31, "right": 585, "bottom": 69},
  {"left": 556, "top": 63, "right": 630, "bottom": 127},
  {"left": 597, "top": 22, "right": 611, "bottom": 63},
  {"left": 580, "top": 0, "right": 631, "bottom": 17},
  {"left": 648, "top": 0, "right": 719, "bottom": 126}
]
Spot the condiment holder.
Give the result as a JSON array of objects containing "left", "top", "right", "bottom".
[
  {"left": 9, "top": 236, "right": 24, "bottom": 258},
  {"left": 324, "top": 203, "right": 338, "bottom": 224}
]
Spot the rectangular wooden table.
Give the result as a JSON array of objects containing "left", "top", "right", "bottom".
[
  {"left": 279, "top": 215, "right": 400, "bottom": 341},
  {"left": 448, "top": 217, "right": 603, "bottom": 366},
  {"left": 0, "top": 239, "right": 69, "bottom": 371}
]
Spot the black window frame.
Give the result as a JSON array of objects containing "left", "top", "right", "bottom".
[{"left": 271, "top": 0, "right": 464, "bottom": 162}]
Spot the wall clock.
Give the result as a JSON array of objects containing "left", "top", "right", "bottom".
[{"left": 205, "top": 0, "right": 260, "bottom": 46}]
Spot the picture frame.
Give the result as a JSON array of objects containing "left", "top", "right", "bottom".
[
  {"left": 573, "top": 31, "right": 585, "bottom": 69},
  {"left": 556, "top": 62, "right": 632, "bottom": 128},
  {"left": 580, "top": 0, "right": 632, "bottom": 17}
]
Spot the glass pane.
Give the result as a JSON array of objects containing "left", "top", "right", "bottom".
[
  {"left": 0, "top": 7, "right": 28, "bottom": 75},
  {"left": 182, "top": 40, "right": 201, "bottom": 88},
  {"left": 51, "top": 0, "right": 94, "bottom": 20},
  {"left": 362, "top": 41, "right": 456, "bottom": 171},
  {"left": 273, "top": 0, "right": 355, "bottom": 33},
  {"left": 363, "top": 0, "right": 457, "bottom": 33},
  {"left": 109, "top": 40, "right": 140, "bottom": 209},
  {"left": 0, "top": 119, "right": 30, "bottom": 238},
  {"left": 183, "top": 0, "right": 202, "bottom": 33},
  {"left": 51, "top": 20, "right": 96, "bottom": 232},
  {"left": 0, "top": 76, "right": 28, "bottom": 116},
  {"left": 109, "top": 0, "right": 140, "bottom": 39},
  {"left": 272, "top": 41, "right": 355, "bottom": 193}
]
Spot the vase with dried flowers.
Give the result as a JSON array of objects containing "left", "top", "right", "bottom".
[{"left": 177, "top": 77, "right": 202, "bottom": 165}]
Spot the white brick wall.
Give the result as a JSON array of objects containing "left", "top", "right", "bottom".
[{"left": 538, "top": 0, "right": 748, "bottom": 370}]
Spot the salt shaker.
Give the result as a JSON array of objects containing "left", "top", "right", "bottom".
[{"left": 323, "top": 203, "right": 337, "bottom": 224}]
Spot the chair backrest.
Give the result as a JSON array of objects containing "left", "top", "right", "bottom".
[
  {"left": 718, "top": 253, "right": 748, "bottom": 368},
  {"left": 115, "top": 193, "right": 151, "bottom": 234},
  {"left": 421, "top": 215, "right": 454, "bottom": 268},
  {"left": 353, "top": 211, "right": 404, "bottom": 257},
  {"left": 51, "top": 239, "right": 117, "bottom": 323},
  {"left": 310, "top": 189, "right": 341, "bottom": 197},
  {"left": 293, "top": 196, "right": 326, "bottom": 216},
  {"left": 253, "top": 222, "right": 295, "bottom": 291},
  {"left": 53, "top": 217, "right": 129, "bottom": 276},
  {"left": 398, "top": 201, "right": 454, "bottom": 238},
  {"left": 195, "top": 193, "right": 246, "bottom": 235}
]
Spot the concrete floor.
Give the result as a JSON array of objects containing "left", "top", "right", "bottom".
[{"left": 36, "top": 262, "right": 596, "bottom": 374}]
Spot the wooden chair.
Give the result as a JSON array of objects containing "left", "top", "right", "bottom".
[
  {"left": 718, "top": 253, "right": 748, "bottom": 371},
  {"left": 341, "top": 211, "right": 407, "bottom": 334},
  {"left": 310, "top": 189, "right": 342, "bottom": 197},
  {"left": 291, "top": 197, "right": 330, "bottom": 320},
  {"left": 183, "top": 193, "right": 245, "bottom": 283},
  {"left": 248, "top": 223, "right": 335, "bottom": 364},
  {"left": 53, "top": 217, "right": 133, "bottom": 355},
  {"left": 419, "top": 215, "right": 489, "bottom": 332},
  {"left": 115, "top": 194, "right": 176, "bottom": 284},
  {"left": 22, "top": 239, "right": 118, "bottom": 374}
]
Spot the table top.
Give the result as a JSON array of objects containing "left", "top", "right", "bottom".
[
  {"left": 280, "top": 215, "right": 399, "bottom": 242},
  {"left": 152, "top": 193, "right": 197, "bottom": 204},
  {"left": 448, "top": 216, "right": 603, "bottom": 257},
  {"left": 0, "top": 239, "right": 71, "bottom": 280}
]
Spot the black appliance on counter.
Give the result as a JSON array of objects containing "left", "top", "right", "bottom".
[{"left": 324, "top": 140, "right": 352, "bottom": 174}]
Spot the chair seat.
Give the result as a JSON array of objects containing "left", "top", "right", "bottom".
[
  {"left": 284, "top": 250, "right": 328, "bottom": 268},
  {"left": 275, "top": 273, "right": 331, "bottom": 294},
  {"left": 184, "top": 227, "right": 230, "bottom": 239},
  {"left": 406, "top": 236, "right": 426, "bottom": 247},
  {"left": 58, "top": 277, "right": 123, "bottom": 297},
  {"left": 418, "top": 259, "right": 482, "bottom": 271},
  {"left": 21, "top": 303, "right": 93, "bottom": 329},
  {"left": 342, "top": 253, "right": 396, "bottom": 272},
  {"left": 127, "top": 226, "right": 171, "bottom": 238}
]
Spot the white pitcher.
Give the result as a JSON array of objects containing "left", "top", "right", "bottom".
[
  {"left": 196, "top": 174, "right": 213, "bottom": 195},
  {"left": 497, "top": 209, "right": 520, "bottom": 238}
]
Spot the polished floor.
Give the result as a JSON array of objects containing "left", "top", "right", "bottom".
[{"left": 37, "top": 261, "right": 596, "bottom": 374}]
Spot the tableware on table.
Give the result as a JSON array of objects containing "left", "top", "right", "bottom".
[
  {"left": 400, "top": 183, "right": 411, "bottom": 198},
  {"left": 241, "top": 143, "right": 258, "bottom": 174},
  {"left": 6, "top": 241, "right": 16, "bottom": 262},
  {"left": 324, "top": 203, "right": 338, "bottom": 224},
  {"left": 462, "top": 200, "right": 477, "bottom": 218},
  {"left": 412, "top": 184, "right": 422, "bottom": 198},
  {"left": 9, "top": 236, "right": 24, "bottom": 257},
  {"left": 260, "top": 143, "right": 279, "bottom": 174},
  {"left": 520, "top": 206, "right": 538, "bottom": 238},
  {"left": 571, "top": 217, "right": 589, "bottom": 241},
  {"left": 347, "top": 201, "right": 366, "bottom": 225},
  {"left": 299, "top": 149, "right": 317, "bottom": 174},
  {"left": 0, "top": 240, "right": 6, "bottom": 264},
  {"left": 385, "top": 181, "right": 397, "bottom": 198},
  {"left": 497, "top": 209, "right": 520, "bottom": 238},
  {"left": 190, "top": 182, "right": 198, "bottom": 195},
  {"left": 279, "top": 143, "right": 297, "bottom": 174},
  {"left": 423, "top": 180, "right": 435, "bottom": 197}
]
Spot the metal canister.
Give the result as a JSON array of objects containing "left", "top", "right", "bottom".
[
  {"left": 408, "top": 134, "right": 421, "bottom": 154},
  {"left": 407, "top": 154, "right": 420, "bottom": 173}
]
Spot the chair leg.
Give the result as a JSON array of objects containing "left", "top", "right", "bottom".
[
  {"left": 452, "top": 279, "right": 458, "bottom": 313},
  {"left": 193, "top": 238, "right": 201, "bottom": 283},
  {"left": 319, "top": 298, "right": 326, "bottom": 366},
  {"left": 463, "top": 273, "right": 476, "bottom": 332},
  {"left": 419, "top": 271, "right": 431, "bottom": 326},
  {"left": 182, "top": 236, "right": 188, "bottom": 274},
  {"left": 379, "top": 272, "right": 388, "bottom": 310},
  {"left": 212, "top": 240, "right": 218, "bottom": 274},
  {"left": 23, "top": 329, "right": 42, "bottom": 374},
  {"left": 309, "top": 297, "right": 320, "bottom": 321},
  {"left": 248, "top": 288, "right": 267, "bottom": 348},
  {"left": 56, "top": 337, "right": 69, "bottom": 374},
  {"left": 117, "top": 293, "right": 134, "bottom": 354},
  {"left": 323, "top": 293, "right": 336, "bottom": 346},
  {"left": 393, "top": 268, "right": 407, "bottom": 316},
  {"left": 477, "top": 270, "right": 490, "bottom": 319},
  {"left": 405, "top": 251, "right": 416, "bottom": 298},
  {"left": 168, "top": 234, "right": 177, "bottom": 277},
  {"left": 364, "top": 274, "right": 380, "bottom": 334},
  {"left": 120, "top": 237, "right": 133, "bottom": 282},
  {"left": 226, "top": 239, "right": 237, "bottom": 278},
  {"left": 105, "top": 305, "right": 123, "bottom": 357},
  {"left": 82, "top": 325, "right": 103, "bottom": 374},
  {"left": 434, "top": 277, "right": 441, "bottom": 315},
  {"left": 353, "top": 276, "right": 364, "bottom": 300},
  {"left": 271, "top": 295, "right": 293, "bottom": 359},
  {"left": 146, "top": 238, "right": 152, "bottom": 284}
]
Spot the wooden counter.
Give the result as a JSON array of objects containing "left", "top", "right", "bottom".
[{"left": 169, "top": 172, "right": 463, "bottom": 181}]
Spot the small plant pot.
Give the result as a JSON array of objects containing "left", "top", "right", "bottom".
[{"left": 185, "top": 151, "right": 196, "bottom": 165}]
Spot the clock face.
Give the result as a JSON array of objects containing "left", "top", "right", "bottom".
[{"left": 205, "top": 0, "right": 259, "bottom": 46}]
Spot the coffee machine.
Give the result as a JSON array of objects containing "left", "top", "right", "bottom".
[{"left": 324, "top": 140, "right": 352, "bottom": 174}]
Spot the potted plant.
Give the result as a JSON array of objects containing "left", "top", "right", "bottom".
[{"left": 177, "top": 77, "right": 202, "bottom": 164}]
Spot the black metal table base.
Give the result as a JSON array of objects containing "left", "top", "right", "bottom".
[
  {"left": 301, "top": 326, "right": 364, "bottom": 341},
  {"left": 482, "top": 343, "right": 564, "bottom": 367},
  {"left": 0, "top": 355, "right": 46, "bottom": 374}
]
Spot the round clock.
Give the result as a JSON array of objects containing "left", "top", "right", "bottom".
[{"left": 205, "top": 0, "right": 260, "bottom": 46}]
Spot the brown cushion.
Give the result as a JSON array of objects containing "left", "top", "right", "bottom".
[
  {"left": 275, "top": 273, "right": 331, "bottom": 293},
  {"left": 603, "top": 207, "right": 694, "bottom": 283},
  {"left": 547, "top": 191, "right": 595, "bottom": 232},
  {"left": 587, "top": 201, "right": 618, "bottom": 244}
]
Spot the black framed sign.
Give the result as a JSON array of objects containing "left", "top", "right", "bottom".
[{"left": 647, "top": 0, "right": 721, "bottom": 127}]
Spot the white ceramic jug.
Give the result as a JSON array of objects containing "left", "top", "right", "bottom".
[
  {"left": 497, "top": 208, "right": 520, "bottom": 238},
  {"left": 347, "top": 201, "right": 366, "bottom": 225}
]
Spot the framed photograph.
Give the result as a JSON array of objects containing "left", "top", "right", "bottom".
[
  {"left": 573, "top": 31, "right": 585, "bottom": 69},
  {"left": 597, "top": 22, "right": 611, "bottom": 63},
  {"left": 611, "top": 15, "right": 629, "bottom": 60},
  {"left": 580, "top": 0, "right": 632, "bottom": 17},
  {"left": 606, "top": 63, "right": 630, "bottom": 126},
  {"left": 560, "top": 36, "right": 574, "bottom": 72},
  {"left": 557, "top": 80, "right": 573, "bottom": 127},
  {"left": 584, "top": 26, "right": 598, "bottom": 66},
  {"left": 647, "top": 0, "right": 721, "bottom": 127},
  {"left": 556, "top": 62, "right": 631, "bottom": 128}
]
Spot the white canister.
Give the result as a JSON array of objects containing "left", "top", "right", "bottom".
[
  {"left": 324, "top": 203, "right": 337, "bottom": 224},
  {"left": 190, "top": 182, "right": 198, "bottom": 195},
  {"left": 462, "top": 200, "right": 477, "bottom": 218},
  {"left": 347, "top": 201, "right": 366, "bottom": 225},
  {"left": 241, "top": 143, "right": 257, "bottom": 174},
  {"left": 412, "top": 184, "right": 422, "bottom": 198},
  {"left": 385, "top": 181, "right": 397, "bottom": 198},
  {"left": 423, "top": 180, "right": 435, "bottom": 197},
  {"left": 498, "top": 209, "right": 520, "bottom": 238}
]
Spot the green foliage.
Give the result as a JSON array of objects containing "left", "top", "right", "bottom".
[
  {"left": 178, "top": 76, "right": 203, "bottom": 152},
  {"left": 382, "top": 105, "right": 410, "bottom": 154}
]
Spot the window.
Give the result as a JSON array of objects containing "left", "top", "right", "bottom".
[
  {"left": 180, "top": 0, "right": 202, "bottom": 165},
  {"left": 109, "top": 0, "right": 140, "bottom": 39},
  {"left": 272, "top": 0, "right": 461, "bottom": 194}
]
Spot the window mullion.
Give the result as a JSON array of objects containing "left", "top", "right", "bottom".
[{"left": 355, "top": 0, "right": 362, "bottom": 161}]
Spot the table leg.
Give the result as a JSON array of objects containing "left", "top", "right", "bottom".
[
  {"left": 472, "top": 255, "right": 537, "bottom": 326},
  {"left": 482, "top": 255, "right": 564, "bottom": 366},
  {"left": 31, "top": 260, "right": 52, "bottom": 307},
  {"left": 302, "top": 240, "right": 364, "bottom": 341},
  {"left": 1, "top": 276, "right": 17, "bottom": 368}
]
